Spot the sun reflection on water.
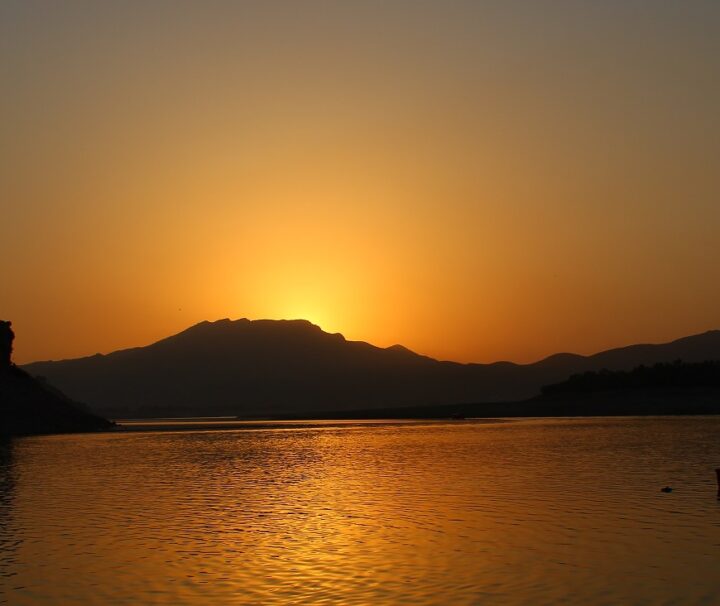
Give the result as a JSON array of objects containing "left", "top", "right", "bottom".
[{"left": 2, "top": 418, "right": 720, "bottom": 605}]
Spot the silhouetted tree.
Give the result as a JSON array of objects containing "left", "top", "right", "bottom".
[
  {"left": 0, "top": 320, "right": 14, "bottom": 368},
  {"left": 541, "top": 360, "right": 720, "bottom": 396}
]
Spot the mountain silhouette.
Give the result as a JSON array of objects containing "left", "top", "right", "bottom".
[
  {"left": 21, "top": 319, "right": 720, "bottom": 419},
  {"left": 1, "top": 320, "right": 113, "bottom": 436}
]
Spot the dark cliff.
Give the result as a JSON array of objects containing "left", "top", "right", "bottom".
[{"left": 1, "top": 321, "right": 113, "bottom": 436}]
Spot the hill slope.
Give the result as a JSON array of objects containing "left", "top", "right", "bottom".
[
  {"left": 1, "top": 319, "right": 112, "bottom": 436},
  {"left": 22, "top": 319, "right": 720, "bottom": 418},
  {"left": 1, "top": 365, "right": 114, "bottom": 436}
]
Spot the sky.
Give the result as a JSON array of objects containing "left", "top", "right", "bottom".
[{"left": 2, "top": 0, "right": 719, "bottom": 365}]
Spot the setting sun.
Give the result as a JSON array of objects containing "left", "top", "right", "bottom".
[{"left": 3, "top": 2, "right": 719, "bottom": 366}]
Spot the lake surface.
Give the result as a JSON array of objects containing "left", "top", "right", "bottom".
[{"left": 1, "top": 417, "right": 719, "bottom": 605}]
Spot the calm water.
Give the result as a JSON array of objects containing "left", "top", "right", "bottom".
[{"left": 1, "top": 417, "right": 719, "bottom": 605}]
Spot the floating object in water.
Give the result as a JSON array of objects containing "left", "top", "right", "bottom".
[{"left": 660, "top": 486, "right": 673, "bottom": 493}]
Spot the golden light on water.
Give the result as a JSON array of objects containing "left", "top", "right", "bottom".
[{"left": 6, "top": 420, "right": 720, "bottom": 603}]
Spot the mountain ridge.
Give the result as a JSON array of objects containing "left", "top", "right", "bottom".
[
  {"left": 22, "top": 319, "right": 720, "bottom": 419},
  {"left": 26, "top": 318, "right": 719, "bottom": 368}
]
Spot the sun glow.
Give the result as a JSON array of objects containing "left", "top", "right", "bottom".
[
  {"left": 265, "top": 300, "right": 339, "bottom": 337},
  {"left": 4, "top": 2, "right": 720, "bottom": 365}
]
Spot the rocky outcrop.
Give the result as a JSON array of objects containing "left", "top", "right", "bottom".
[{"left": 0, "top": 320, "right": 113, "bottom": 436}]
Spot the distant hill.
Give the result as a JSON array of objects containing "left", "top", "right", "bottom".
[
  {"left": 1, "top": 320, "right": 113, "bottom": 436},
  {"left": 22, "top": 319, "right": 720, "bottom": 419}
]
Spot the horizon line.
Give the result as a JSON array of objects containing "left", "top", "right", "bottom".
[{"left": 17, "top": 316, "right": 720, "bottom": 369}]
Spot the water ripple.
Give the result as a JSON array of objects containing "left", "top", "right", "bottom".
[{"left": 1, "top": 417, "right": 719, "bottom": 605}]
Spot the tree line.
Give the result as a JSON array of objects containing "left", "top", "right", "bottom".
[{"left": 541, "top": 360, "right": 720, "bottom": 396}]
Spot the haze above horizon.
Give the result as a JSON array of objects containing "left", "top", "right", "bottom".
[{"left": 3, "top": 1, "right": 719, "bottom": 365}]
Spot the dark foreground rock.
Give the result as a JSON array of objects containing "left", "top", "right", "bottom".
[
  {"left": 0, "top": 320, "right": 113, "bottom": 436},
  {"left": 0, "top": 365, "right": 114, "bottom": 436}
]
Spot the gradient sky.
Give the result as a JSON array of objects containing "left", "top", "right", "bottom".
[{"left": 2, "top": 0, "right": 719, "bottom": 365}]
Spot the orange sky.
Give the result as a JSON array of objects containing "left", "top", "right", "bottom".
[{"left": 2, "top": 1, "right": 719, "bottom": 365}]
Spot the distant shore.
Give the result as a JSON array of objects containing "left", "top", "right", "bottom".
[
  {"left": 274, "top": 388, "right": 720, "bottom": 421},
  {"left": 112, "top": 417, "right": 510, "bottom": 432},
  {"left": 106, "top": 388, "right": 720, "bottom": 432}
]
